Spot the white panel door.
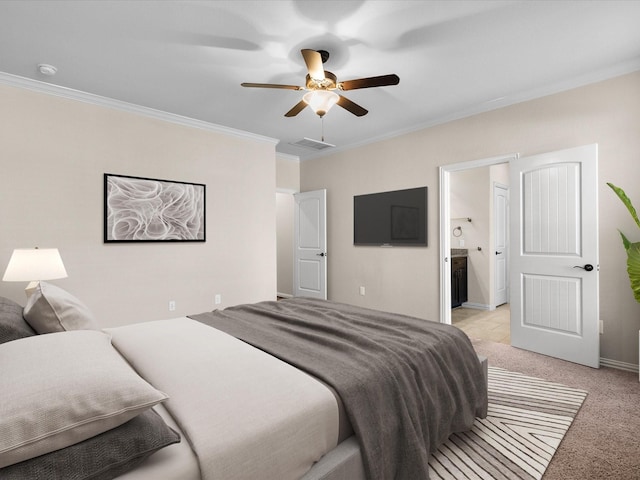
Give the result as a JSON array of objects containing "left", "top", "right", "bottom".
[
  {"left": 494, "top": 184, "right": 509, "bottom": 307},
  {"left": 510, "top": 144, "right": 599, "bottom": 367},
  {"left": 294, "top": 189, "right": 327, "bottom": 299}
]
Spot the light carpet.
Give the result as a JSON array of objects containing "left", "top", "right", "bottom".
[{"left": 429, "top": 366, "right": 588, "bottom": 480}]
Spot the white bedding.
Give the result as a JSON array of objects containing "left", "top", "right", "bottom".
[{"left": 106, "top": 318, "right": 339, "bottom": 480}]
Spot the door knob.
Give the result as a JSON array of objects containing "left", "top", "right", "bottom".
[
  {"left": 316, "top": 252, "right": 327, "bottom": 257},
  {"left": 573, "top": 264, "right": 594, "bottom": 271},
  {"left": 495, "top": 251, "right": 503, "bottom": 255}
]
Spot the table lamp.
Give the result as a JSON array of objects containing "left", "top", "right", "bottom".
[{"left": 2, "top": 247, "right": 68, "bottom": 297}]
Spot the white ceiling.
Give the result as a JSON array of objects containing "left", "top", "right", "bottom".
[{"left": 1, "top": 0, "right": 639, "bottom": 160}]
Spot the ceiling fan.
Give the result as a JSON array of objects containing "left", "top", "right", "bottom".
[{"left": 241, "top": 49, "right": 400, "bottom": 118}]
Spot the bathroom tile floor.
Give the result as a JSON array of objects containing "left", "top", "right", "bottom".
[{"left": 451, "top": 304, "right": 510, "bottom": 345}]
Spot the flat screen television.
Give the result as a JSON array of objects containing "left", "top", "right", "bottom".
[{"left": 354, "top": 187, "right": 428, "bottom": 246}]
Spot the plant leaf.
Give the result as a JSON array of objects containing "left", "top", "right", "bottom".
[
  {"left": 607, "top": 182, "right": 640, "bottom": 229},
  {"left": 626, "top": 242, "right": 640, "bottom": 303},
  {"left": 619, "top": 230, "right": 631, "bottom": 250},
  {"left": 608, "top": 182, "right": 640, "bottom": 303}
]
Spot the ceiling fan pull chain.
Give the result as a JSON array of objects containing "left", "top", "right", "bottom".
[{"left": 321, "top": 117, "right": 325, "bottom": 142}]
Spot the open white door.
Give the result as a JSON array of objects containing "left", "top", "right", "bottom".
[
  {"left": 494, "top": 183, "right": 509, "bottom": 307},
  {"left": 510, "top": 144, "right": 599, "bottom": 367},
  {"left": 294, "top": 189, "right": 327, "bottom": 299}
]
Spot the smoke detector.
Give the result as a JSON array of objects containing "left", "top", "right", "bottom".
[{"left": 37, "top": 64, "right": 58, "bottom": 76}]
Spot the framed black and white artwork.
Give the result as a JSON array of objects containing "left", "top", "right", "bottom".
[{"left": 104, "top": 173, "right": 206, "bottom": 242}]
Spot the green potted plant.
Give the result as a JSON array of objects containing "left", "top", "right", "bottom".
[{"left": 607, "top": 182, "right": 640, "bottom": 302}]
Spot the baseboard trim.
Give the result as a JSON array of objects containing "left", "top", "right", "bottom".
[
  {"left": 460, "top": 302, "right": 491, "bottom": 311},
  {"left": 600, "top": 357, "right": 639, "bottom": 374},
  {"left": 277, "top": 292, "right": 293, "bottom": 299}
]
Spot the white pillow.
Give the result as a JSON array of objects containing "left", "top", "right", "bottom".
[
  {"left": 0, "top": 330, "right": 168, "bottom": 469},
  {"left": 23, "top": 281, "right": 99, "bottom": 332}
]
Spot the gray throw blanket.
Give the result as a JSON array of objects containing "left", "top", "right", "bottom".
[{"left": 189, "top": 298, "right": 487, "bottom": 480}]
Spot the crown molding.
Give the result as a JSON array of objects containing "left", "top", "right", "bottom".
[
  {"left": 0, "top": 71, "right": 279, "bottom": 145},
  {"left": 276, "top": 152, "right": 301, "bottom": 163},
  {"left": 299, "top": 59, "right": 640, "bottom": 162}
]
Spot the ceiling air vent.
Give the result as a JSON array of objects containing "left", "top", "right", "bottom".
[{"left": 290, "top": 137, "right": 335, "bottom": 150}]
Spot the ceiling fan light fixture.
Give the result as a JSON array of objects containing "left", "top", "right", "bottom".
[
  {"left": 242, "top": 49, "right": 397, "bottom": 118},
  {"left": 303, "top": 90, "right": 339, "bottom": 117}
]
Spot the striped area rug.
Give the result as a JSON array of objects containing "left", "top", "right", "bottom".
[{"left": 429, "top": 367, "right": 588, "bottom": 479}]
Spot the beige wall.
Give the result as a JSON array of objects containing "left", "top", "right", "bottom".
[
  {"left": 0, "top": 83, "right": 277, "bottom": 327},
  {"left": 276, "top": 154, "right": 300, "bottom": 191},
  {"left": 276, "top": 192, "right": 294, "bottom": 296},
  {"left": 301, "top": 71, "right": 640, "bottom": 367},
  {"left": 275, "top": 155, "right": 300, "bottom": 296}
]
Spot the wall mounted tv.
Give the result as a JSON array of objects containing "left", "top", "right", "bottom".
[{"left": 354, "top": 187, "right": 428, "bottom": 246}]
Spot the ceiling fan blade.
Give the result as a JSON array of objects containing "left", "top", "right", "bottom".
[
  {"left": 339, "top": 74, "right": 400, "bottom": 91},
  {"left": 337, "top": 95, "right": 368, "bottom": 117},
  {"left": 241, "top": 82, "right": 303, "bottom": 90},
  {"left": 284, "top": 100, "right": 308, "bottom": 117},
  {"left": 301, "top": 49, "right": 325, "bottom": 81}
]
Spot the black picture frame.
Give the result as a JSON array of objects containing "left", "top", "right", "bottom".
[{"left": 104, "top": 173, "right": 206, "bottom": 243}]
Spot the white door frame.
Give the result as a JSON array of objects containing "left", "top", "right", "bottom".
[{"left": 439, "top": 153, "right": 519, "bottom": 325}]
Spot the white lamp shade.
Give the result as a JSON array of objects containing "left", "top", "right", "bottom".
[
  {"left": 3, "top": 248, "right": 68, "bottom": 282},
  {"left": 303, "top": 90, "right": 339, "bottom": 117}
]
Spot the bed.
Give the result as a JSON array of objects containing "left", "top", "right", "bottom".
[{"left": 0, "top": 283, "right": 488, "bottom": 480}]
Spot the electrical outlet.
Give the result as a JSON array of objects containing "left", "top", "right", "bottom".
[
  {"left": 168, "top": 300, "right": 176, "bottom": 311},
  {"left": 599, "top": 319, "right": 604, "bottom": 334},
  {"left": 359, "top": 286, "right": 366, "bottom": 296},
  {"left": 215, "top": 294, "right": 222, "bottom": 305}
]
